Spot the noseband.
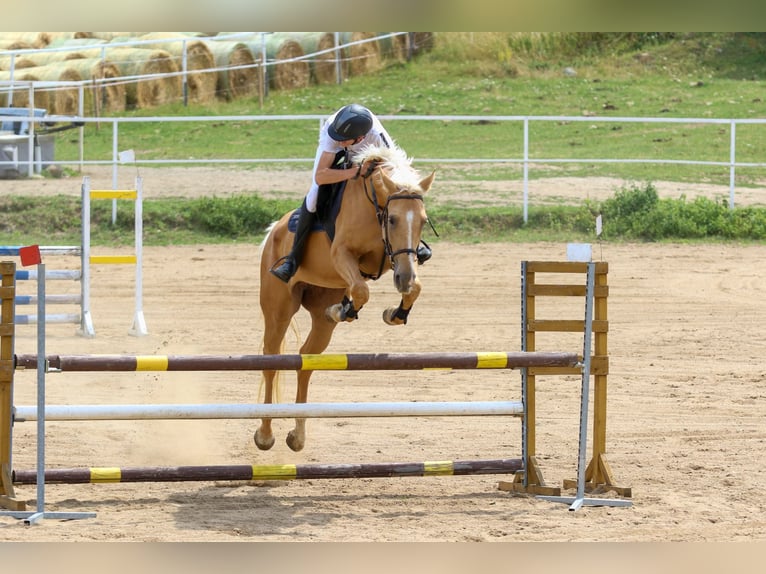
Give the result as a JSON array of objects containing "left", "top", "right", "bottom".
[{"left": 362, "top": 173, "right": 424, "bottom": 280}]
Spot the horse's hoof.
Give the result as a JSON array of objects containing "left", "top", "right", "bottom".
[
  {"left": 254, "top": 429, "right": 275, "bottom": 451},
  {"left": 326, "top": 304, "right": 357, "bottom": 323},
  {"left": 382, "top": 308, "right": 405, "bottom": 325},
  {"left": 326, "top": 304, "right": 342, "bottom": 323},
  {"left": 286, "top": 430, "right": 305, "bottom": 452}
]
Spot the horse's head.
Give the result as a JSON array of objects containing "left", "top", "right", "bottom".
[{"left": 372, "top": 164, "right": 435, "bottom": 295}]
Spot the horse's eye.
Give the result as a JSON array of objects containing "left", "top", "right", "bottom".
[{"left": 388, "top": 215, "right": 397, "bottom": 226}]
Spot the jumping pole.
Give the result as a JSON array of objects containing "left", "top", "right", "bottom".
[
  {"left": 12, "top": 458, "right": 523, "bottom": 484},
  {"left": 14, "top": 351, "right": 580, "bottom": 372}
]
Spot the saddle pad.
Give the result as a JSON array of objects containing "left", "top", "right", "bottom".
[{"left": 287, "top": 181, "right": 346, "bottom": 241}]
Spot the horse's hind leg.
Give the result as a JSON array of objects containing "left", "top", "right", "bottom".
[
  {"left": 255, "top": 281, "right": 302, "bottom": 451},
  {"left": 286, "top": 287, "right": 343, "bottom": 452}
]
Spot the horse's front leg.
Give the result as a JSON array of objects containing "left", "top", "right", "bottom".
[
  {"left": 383, "top": 277, "right": 422, "bottom": 325},
  {"left": 326, "top": 247, "right": 369, "bottom": 323},
  {"left": 254, "top": 369, "right": 276, "bottom": 450}
]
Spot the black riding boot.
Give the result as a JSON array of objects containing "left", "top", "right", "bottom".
[{"left": 270, "top": 202, "right": 317, "bottom": 283}]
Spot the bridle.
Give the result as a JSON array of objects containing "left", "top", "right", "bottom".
[{"left": 361, "top": 171, "right": 424, "bottom": 280}]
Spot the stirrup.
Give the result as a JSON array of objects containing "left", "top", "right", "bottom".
[
  {"left": 270, "top": 257, "right": 296, "bottom": 283},
  {"left": 416, "top": 244, "right": 432, "bottom": 265}
]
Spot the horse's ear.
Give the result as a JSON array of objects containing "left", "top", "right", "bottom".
[
  {"left": 377, "top": 167, "right": 395, "bottom": 190},
  {"left": 418, "top": 171, "right": 435, "bottom": 193}
]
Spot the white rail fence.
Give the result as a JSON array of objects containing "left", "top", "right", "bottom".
[{"left": 2, "top": 111, "right": 765, "bottom": 220}]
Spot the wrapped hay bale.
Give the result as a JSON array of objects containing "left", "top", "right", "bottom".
[
  {"left": 0, "top": 40, "right": 32, "bottom": 51},
  {"left": 0, "top": 70, "right": 50, "bottom": 110},
  {"left": 275, "top": 32, "right": 346, "bottom": 85},
  {"left": 3, "top": 63, "right": 83, "bottom": 115},
  {"left": 48, "top": 37, "right": 108, "bottom": 51},
  {"left": 378, "top": 33, "right": 408, "bottom": 62},
  {"left": 339, "top": 32, "right": 382, "bottom": 76},
  {"left": 256, "top": 34, "right": 310, "bottom": 91},
  {"left": 64, "top": 58, "right": 126, "bottom": 113},
  {"left": 410, "top": 32, "right": 435, "bottom": 56},
  {"left": 0, "top": 33, "right": 52, "bottom": 49},
  {"left": 0, "top": 56, "right": 38, "bottom": 70},
  {"left": 43, "top": 32, "right": 79, "bottom": 44},
  {"left": 86, "top": 32, "right": 138, "bottom": 41},
  {"left": 205, "top": 41, "right": 258, "bottom": 100},
  {"left": 1, "top": 39, "right": 106, "bottom": 69},
  {"left": 75, "top": 47, "right": 181, "bottom": 108},
  {"left": 136, "top": 33, "right": 217, "bottom": 103}
]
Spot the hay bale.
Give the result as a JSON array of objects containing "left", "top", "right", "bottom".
[
  {"left": 257, "top": 34, "right": 310, "bottom": 91},
  {"left": 43, "top": 32, "right": 78, "bottom": 44},
  {"left": 205, "top": 41, "right": 258, "bottom": 100},
  {"left": 48, "top": 37, "right": 107, "bottom": 51},
  {"left": 136, "top": 33, "right": 217, "bottom": 103},
  {"left": 0, "top": 39, "right": 105, "bottom": 69},
  {"left": 0, "top": 40, "right": 32, "bottom": 51},
  {"left": 276, "top": 32, "right": 346, "bottom": 85},
  {"left": 64, "top": 58, "right": 126, "bottom": 113},
  {"left": 378, "top": 33, "right": 408, "bottom": 62},
  {"left": 87, "top": 33, "right": 138, "bottom": 41},
  {"left": 410, "top": 33, "right": 435, "bottom": 56},
  {"left": 74, "top": 47, "right": 181, "bottom": 108},
  {"left": 0, "top": 71, "right": 50, "bottom": 110},
  {"left": 0, "top": 33, "right": 51, "bottom": 49},
  {"left": 2, "top": 63, "right": 83, "bottom": 115},
  {"left": 0, "top": 56, "right": 37, "bottom": 70},
  {"left": 339, "top": 32, "right": 381, "bottom": 76}
]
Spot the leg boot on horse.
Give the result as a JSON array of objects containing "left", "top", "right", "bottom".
[{"left": 270, "top": 200, "right": 317, "bottom": 283}]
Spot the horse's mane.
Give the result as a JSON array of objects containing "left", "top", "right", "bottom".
[{"left": 353, "top": 143, "right": 422, "bottom": 189}]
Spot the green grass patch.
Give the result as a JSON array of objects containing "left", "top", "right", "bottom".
[
  {"left": 3, "top": 185, "right": 766, "bottom": 248},
  {"left": 40, "top": 32, "right": 766, "bottom": 190}
]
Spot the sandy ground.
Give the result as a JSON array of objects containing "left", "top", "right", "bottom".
[{"left": 1, "top": 167, "right": 766, "bottom": 544}]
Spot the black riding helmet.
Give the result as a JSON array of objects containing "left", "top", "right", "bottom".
[{"left": 327, "top": 104, "right": 373, "bottom": 141}]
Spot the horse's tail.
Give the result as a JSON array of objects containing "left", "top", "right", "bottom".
[{"left": 260, "top": 220, "right": 279, "bottom": 251}]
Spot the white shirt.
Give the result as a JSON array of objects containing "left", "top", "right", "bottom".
[{"left": 304, "top": 109, "right": 393, "bottom": 212}]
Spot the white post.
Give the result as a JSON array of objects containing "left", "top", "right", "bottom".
[
  {"left": 78, "top": 177, "right": 95, "bottom": 337},
  {"left": 522, "top": 117, "right": 529, "bottom": 224},
  {"left": 130, "top": 176, "right": 148, "bottom": 336},
  {"left": 729, "top": 120, "right": 736, "bottom": 210}
]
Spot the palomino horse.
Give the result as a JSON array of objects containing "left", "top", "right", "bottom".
[{"left": 257, "top": 144, "right": 435, "bottom": 451}]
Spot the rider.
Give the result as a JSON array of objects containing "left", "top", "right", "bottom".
[{"left": 270, "top": 103, "right": 432, "bottom": 283}]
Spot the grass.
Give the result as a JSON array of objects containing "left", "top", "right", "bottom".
[
  {"left": 5, "top": 32, "right": 766, "bottom": 246},
  {"left": 45, "top": 35, "right": 766, "bottom": 188}
]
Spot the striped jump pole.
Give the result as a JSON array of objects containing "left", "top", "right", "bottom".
[
  {"left": 12, "top": 458, "right": 523, "bottom": 485},
  {"left": 0, "top": 246, "right": 82, "bottom": 328},
  {"left": 14, "top": 351, "right": 581, "bottom": 372}
]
